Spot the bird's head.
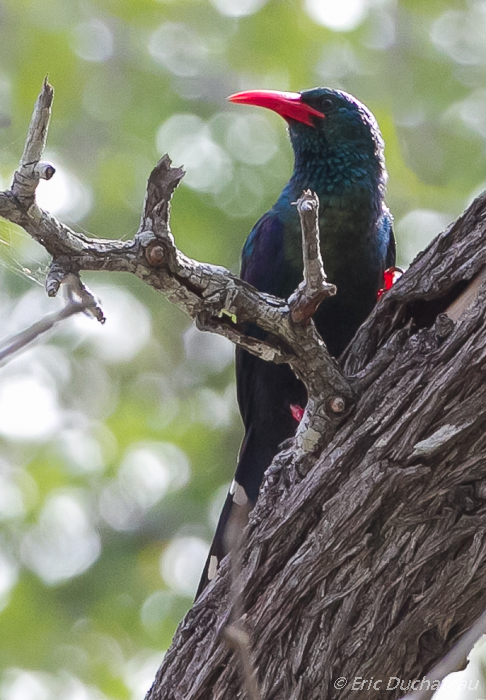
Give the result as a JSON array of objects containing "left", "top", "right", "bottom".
[{"left": 228, "top": 87, "right": 384, "bottom": 165}]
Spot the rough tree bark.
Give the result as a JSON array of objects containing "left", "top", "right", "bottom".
[
  {"left": 148, "top": 202, "right": 486, "bottom": 700},
  {"left": 3, "top": 82, "right": 486, "bottom": 700}
]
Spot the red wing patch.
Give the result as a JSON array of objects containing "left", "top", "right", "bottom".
[{"left": 377, "top": 266, "right": 404, "bottom": 299}]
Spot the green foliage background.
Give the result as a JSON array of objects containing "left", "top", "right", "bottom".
[{"left": 0, "top": 0, "right": 486, "bottom": 698}]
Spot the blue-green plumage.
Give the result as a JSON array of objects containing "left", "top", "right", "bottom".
[{"left": 196, "top": 87, "right": 395, "bottom": 598}]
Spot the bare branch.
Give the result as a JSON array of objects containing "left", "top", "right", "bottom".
[
  {"left": 0, "top": 82, "right": 353, "bottom": 462},
  {"left": 289, "top": 190, "right": 336, "bottom": 323}
]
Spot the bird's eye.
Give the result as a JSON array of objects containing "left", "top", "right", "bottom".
[{"left": 320, "top": 98, "right": 334, "bottom": 113}]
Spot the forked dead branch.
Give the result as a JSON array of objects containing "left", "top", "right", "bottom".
[
  {"left": 0, "top": 80, "right": 352, "bottom": 461},
  {"left": 2, "top": 81, "right": 486, "bottom": 700}
]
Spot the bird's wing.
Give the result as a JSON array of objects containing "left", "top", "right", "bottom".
[
  {"left": 237, "top": 211, "right": 290, "bottom": 427},
  {"left": 240, "top": 210, "right": 286, "bottom": 294}
]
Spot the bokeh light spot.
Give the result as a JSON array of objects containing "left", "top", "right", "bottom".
[
  {"left": 0, "top": 670, "right": 50, "bottom": 700},
  {"left": 0, "top": 469, "right": 24, "bottom": 520},
  {"left": 0, "top": 375, "right": 60, "bottom": 441},
  {"left": 36, "top": 157, "right": 93, "bottom": 222},
  {"left": 193, "top": 385, "right": 237, "bottom": 428},
  {"left": 0, "top": 670, "right": 109, "bottom": 700},
  {"left": 160, "top": 536, "right": 209, "bottom": 596},
  {"left": 21, "top": 492, "right": 101, "bottom": 584},
  {"left": 210, "top": 0, "right": 268, "bottom": 18},
  {"left": 72, "top": 19, "right": 114, "bottom": 62},
  {"left": 183, "top": 325, "right": 234, "bottom": 373},
  {"left": 397, "top": 210, "right": 451, "bottom": 266},
  {"left": 221, "top": 113, "right": 278, "bottom": 165},
  {"left": 458, "top": 89, "right": 486, "bottom": 139},
  {"left": 124, "top": 651, "right": 164, "bottom": 700},
  {"left": 100, "top": 443, "right": 190, "bottom": 531},
  {"left": 148, "top": 22, "right": 209, "bottom": 77},
  {"left": 73, "top": 286, "right": 151, "bottom": 364},
  {"left": 430, "top": 8, "right": 486, "bottom": 66},
  {"left": 156, "top": 114, "right": 232, "bottom": 193},
  {"left": 305, "top": 0, "right": 368, "bottom": 32},
  {"left": 216, "top": 165, "right": 265, "bottom": 218},
  {"left": 140, "top": 590, "right": 175, "bottom": 633},
  {"left": 119, "top": 445, "right": 184, "bottom": 508},
  {"left": 0, "top": 551, "right": 18, "bottom": 609},
  {"left": 56, "top": 429, "right": 104, "bottom": 474}
]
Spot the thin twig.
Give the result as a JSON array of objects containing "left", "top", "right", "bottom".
[
  {"left": 20, "top": 77, "right": 53, "bottom": 165},
  {"left": 11, "top": 77, "right": 55, "bottom": 204},
  {"left": 64, "top": 273, "right": 105, "bottom": 323},
  {"left": 289, "top": 189, "right": 336, "bottom": 323},
  {"left": 0, "top": 301, "right": 95, "bottom": 364}
]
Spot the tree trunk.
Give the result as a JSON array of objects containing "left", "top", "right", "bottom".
[{"left": 146, "top": 194, "right": 486, "bottom": 700}]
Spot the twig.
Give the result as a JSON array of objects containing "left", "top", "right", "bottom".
[
  {"left": 401, "top": 608, "right": 486, "bottom": 700},
  {"left": 0, "top": 300, "right": 95, "bottom": 364},
  {"left": 63, "top": 273, "right": 105, "bottom": 323},
  {"left": 11, "top": 77, "right": 55, "bottom": 205},
  {"left": 289, "top": 190, "right": 336, "bottom": 323}
]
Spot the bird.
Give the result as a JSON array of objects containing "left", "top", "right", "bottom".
[{"left": 195, "top": 87, "right": 395, "bottom": 598}]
